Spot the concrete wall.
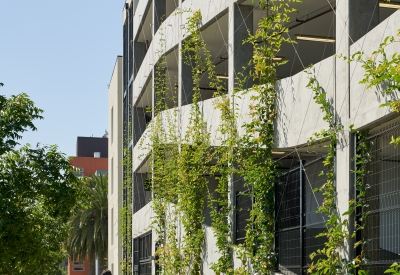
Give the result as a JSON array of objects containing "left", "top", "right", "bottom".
[
  {"left": 275, "top": 56, "right": 334, "bottom": 148},
  {"left": 108, "top": 56, "right": 123, "bottom": 275}
]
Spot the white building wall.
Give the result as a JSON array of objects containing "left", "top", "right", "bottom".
[{"left": 108, "top": 56, "right": 123, "bottom": 275}]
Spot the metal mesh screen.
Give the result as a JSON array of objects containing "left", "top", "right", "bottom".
[
  {"left": 275, "top": 158, "right": 327, "bottom": 275},
  {"left": 303, "top": 160, "right": 327, "bottom": 269},
  {"left": 278, "top": 228, "right": 301, "bottom": 270},
  {"left": 360, "top": 123, "right": 400, "bottom": 273},
  {"left": 276, "top": 167, "right": 301, "bottom": 274},
  {"left": 235, "top": 191, "right": 252, "bottom": 244},
  {"left": 276, "top": 169, "right": 301, "bottom": 229}
]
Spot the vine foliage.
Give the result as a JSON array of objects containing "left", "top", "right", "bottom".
[
  {"left": 125, "top": 3, "right": 400, "bottom": 275},
  {"left": 305, "top": 68, "right": 375, "bottom": 275},
  {"left": 344, "top": 30, "right": 400, "bottom": 146},
  {"left": 120, "top": 134, "right": 133, "bottom": 275},
  {"left": 149, "top": 1, "right": 304, "bottom": 274},
  {"left": 234, "top": 1, "right": 301, "bottom": 274}
]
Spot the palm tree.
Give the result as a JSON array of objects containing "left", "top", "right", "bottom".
[{"left": 67, "top": 173, "right": 108, "bottom": 275}]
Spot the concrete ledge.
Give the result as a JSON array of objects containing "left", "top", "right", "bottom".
[{"left": 350, "top": 10, "right": 400, "bottom": 129}]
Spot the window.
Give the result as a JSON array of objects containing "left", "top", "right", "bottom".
[
  {"left": 73, "top": 167, "right": 84, "bottom": 178},
  {"left": 72, "top": 261, "right": 84, "bottom": 272},
  {"left": 111, "top": 208, "right": 114, "bottom": 245},
  {"left": 111, "top": 107, "right": 114, "bottom": 144},
  {"left": 133, "top": 232, "right": 152, "bottom": 275},
  {"left": 275, "top": 158, "right": 327, "bottom": 275},
  {"left": 360, "top": 123, "right": 400, "bottom": 274},
  {"left": 111, "top": 158, "right": 114, "bottom": 195}
]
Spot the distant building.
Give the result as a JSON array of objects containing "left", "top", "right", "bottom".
[
  {"left": 68, "top": 136, "right": 108, "bottom": 275},
  {"left": 70, "top": 136, "right": 108, "bottom": 177}
]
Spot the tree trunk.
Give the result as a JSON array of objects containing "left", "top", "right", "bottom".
[{"left": 98, "top": 257, "right": 107, "bottom": 274}]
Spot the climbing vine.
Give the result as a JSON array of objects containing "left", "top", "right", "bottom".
[
  {"left": 148, "top": 24, "right": 182, "bottom": 275},
  {"left": 129, "top": 2, "right": 399, "bottom": 275},
  {"left": 344, "top": 30, "right": 400, "bottom": 146},
  {"left": 305, "top": 70, "right": 346, "bottom": 275},
  {"left": 335, "top": 28, "right": 400, "bottom": 274},
  {"left": 120, "top": 134, "right": 133, "bottom": 275},
  {"left": 153, "top": 1, "right": 303, "bottom": 274},
  {"left": 352, "top": 129, "right": 372, "bottom": 273},
  {"left": 179, "top": 10, "right": 235, "bottom": 275},
  {"left": 305, "top": 69, "right": 373, "bottom": 274},
  {"left": 232, "top": 1, "right": 301, "bottom": 274},
  {"left": 148, "top": 10, "right": 220, "bottom": 275}
]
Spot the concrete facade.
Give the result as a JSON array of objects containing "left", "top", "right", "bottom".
[{"left": 110, "top": 0, "right": 400, "bottom": 274}]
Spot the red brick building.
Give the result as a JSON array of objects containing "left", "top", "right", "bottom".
[{"left": 70, "top": 156, "right": 108, "bottom": 177}]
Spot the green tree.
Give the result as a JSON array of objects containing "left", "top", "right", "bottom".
[
  {"left": 67, "top": 174, "right": 108, "bottom": 275},
  {"left": 0, "top": 89, "right": 79, "bottom": 274}
]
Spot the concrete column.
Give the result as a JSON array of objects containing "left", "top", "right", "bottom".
[
  {"left": 228, "top": 3, "right": 253, "bottom": 94},
  {"left": 227, "top": 4, "right": 253, "bottom": 266},
  {"left": 153, "top": 0, "right": 166, "bottom": 35},
  {"left": 133, "top": 42, "right": 146, "bottom": 79},
  {"left": 335, "top": 0, "right": 379, "bottom": 262}
]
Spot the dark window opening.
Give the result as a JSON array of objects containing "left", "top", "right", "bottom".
[
  {"left": 235, "top": 190, "right": 252, "bottom": 244},
  {"left": 133, "top": 173, "right": 152, "bottom": 214},
  {"left": 275, "top": 158, "right": 327, "bottom": 275},
  {"left": 133, "top": 232, "right": 153, "bottom": 275},
  {"left": 359, "top": 123, "right": 400, "bottom": 274}
]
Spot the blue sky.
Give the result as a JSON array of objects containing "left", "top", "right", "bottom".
[{"left": 0, "top": 1, "right": 123, "bottom": 157}]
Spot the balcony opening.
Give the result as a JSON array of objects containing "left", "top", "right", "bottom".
[
  {"left": 136, "top": 0, "right": 153, "bottom": 55},
  {"left": 162, "top": 48, "right": 179, "bottom": 110},
  {"left": 133, "top": 171, "right": 152, "bottom": 214},
  {"left": 133, "top": 76, "right": 152, "bottom": 147},
  {"left": 181, "top": 12, "right": 229, "bottom": 105},
  {"left": 166, "top": 0, "right": 179, "bottom": 20}
]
